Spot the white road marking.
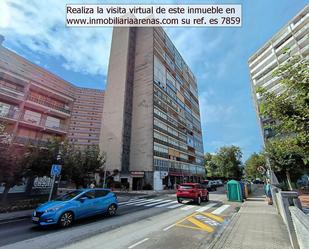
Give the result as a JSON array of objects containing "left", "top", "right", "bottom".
[
  {"left": 195, "top": 202, "right": 217, "bottom": 212},
  {"left": 155, "top": 200, "right": 178, "bottom": 207},
  {"left": 145, "top": 199, "right": 171, "bottom": 207},
  {"left": 163, "top": 224, "right": 175, "bottom": 231},
  {"left": 181, "top": 205, "right": 195, "bottom": 210},
  {"left": 128, "top": 238, "right": 149, "bottom": 249},
  {"left": 134, "top": 199, "right": 163, "bottom": 206},
  {"left": 119, "top": 198, "right": 146, "bottom": 205},
  {"left": 167, "top": 203, "right": 183, "bottom": 209},
  {"left": 124, "top": 199, "right": 154, "bottom": 206},
  {"left": 212, "top": 204, "right": 230, "bottom": 214}
]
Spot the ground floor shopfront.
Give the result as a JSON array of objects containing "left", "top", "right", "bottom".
[{"left": 116, "top": 170, "right": 205, "bottom": 191}]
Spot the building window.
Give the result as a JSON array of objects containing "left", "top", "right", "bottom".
[{"left": 23, "top": 110, "right": 41, "bottom": 125}]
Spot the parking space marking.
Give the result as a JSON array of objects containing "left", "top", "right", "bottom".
[
  {"left": 187, "top": 217, "right": 214, "bottom": 232},
  {"left": 202, "top": 212, "right": 224, "bottom": 223},
  {"left": 128, "top": 238, "right": 149, "bottom": 249},
  {"left": 174, "top": 209, "right": 225, "bottom": 233},
  {"left": 212, "top": 205, "right": 230, "bottom": 215}
]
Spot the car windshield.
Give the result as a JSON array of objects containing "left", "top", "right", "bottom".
[
  {"left": 179, "top": 185, "right": 194, "bottom": 189},
  {"left": 55, "top": 190, "right": 83, "bottom": 201}
]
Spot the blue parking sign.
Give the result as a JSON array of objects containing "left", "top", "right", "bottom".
[{"left": 51, "top": 164, "right": 62, "bottom": 176}]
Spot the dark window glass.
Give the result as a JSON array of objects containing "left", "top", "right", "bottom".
[
  {"left": 95, "top": 190, "right": 110, "bottom": 198},
  {"left": 82, "top": 190, "right": 95, "bottom": 199}
]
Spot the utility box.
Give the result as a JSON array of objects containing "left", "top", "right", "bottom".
[{"left": 227, "top": 180, "right": 243, "bottom": 202}]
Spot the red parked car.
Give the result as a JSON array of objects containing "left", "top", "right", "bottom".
[{"left": 176, "top": 183, "right": 209, "bottom": 205}]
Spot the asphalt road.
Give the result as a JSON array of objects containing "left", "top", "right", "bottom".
[{"left": 0, "top": 187, "right": 238, "bottom": 249}]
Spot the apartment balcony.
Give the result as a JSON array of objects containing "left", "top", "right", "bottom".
[
  {"left": 0, "top": 85, "right": 25, "bottom": 103},
  {"left": 19, "top": 112, "right": 68, "bottom": 134},
  {"left": 14, "top": 136, "right": 49, "bottom": 147},
  {"left": 26, "top": 95, "right": 71, "bottom": 118},
  {"left": 0, "top": 110, "right": 20, "bottom": 123},
  {"left": 44, "top": 122, "right": 68, "bottom": 134}
]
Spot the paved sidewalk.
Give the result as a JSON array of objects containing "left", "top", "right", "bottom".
[{"left": 208, "top": 186, "right": 292, "bottom": 249}]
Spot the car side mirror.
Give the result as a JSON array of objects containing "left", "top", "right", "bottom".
[{"left": 79, "top": 197, "right": 88, "bottom": 203}]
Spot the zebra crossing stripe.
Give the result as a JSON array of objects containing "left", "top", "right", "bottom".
[
  {"left": 118, "top": 199, "right": 146, "bottom": 205},
  {"left": 124, "top": 199, "right": 155, "bottom": 206},
  {"left": 167, "top": 203, "right": 183, "bottom": 209},
  {"left": 212, "top": 205, "right": 230, "bottom": 215},
  {"left": 145, "top": 199, "right": 171, "bottom": 207},
  {"left": 155, "top": 200, "right": 178, "bottom": 207},
  {"left": 134, "top": 199, "right": 163, "bottom": 206},
  {"left": 195, "top": 202, "right": 217, "bottom": 212},
  {"left": 181, "top": 205, "right": 195, "bottom": 210}
]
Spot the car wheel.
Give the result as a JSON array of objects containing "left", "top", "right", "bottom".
[
  {"left": 107, "top": 204, "right": 117, "bottom": 216},
  {"left": 196, "top": 196, "right": 201, "bottom": 205},
  {"left": 58, "top": 212, "right": 73, "bottom": 228},
  {"left": 205, "top": 194, "right": 209, "bottom": 202},
  {"left": 177, "top": 197, "right": 182, "bottom": 203}
]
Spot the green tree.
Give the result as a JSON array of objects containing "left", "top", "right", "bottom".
[
  {"left": 244, "top": 152, "right": 265, "bottom": 180},
  {"left": 204, "top": 152, "right": 218, "bottom": 177},
  {"left": 257, "top": 54, "right": 309, "bottom": 189},
  {"left": 204, "top": 146, "right": 243, "bottom": 179},
  {"left": 212, "top": 146, "right": 243, "bottom": 179},
  {"left": 0, "top": 122, "right": 25, "bottom": 201},
  {"left": 62, "top": 145, "right": 105, "bottom": 188}
]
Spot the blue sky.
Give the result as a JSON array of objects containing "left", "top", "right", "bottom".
[{"left": 0, "top": 0, "right": 307, "bottom": 160}]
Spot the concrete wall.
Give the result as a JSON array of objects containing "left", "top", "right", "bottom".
[
  {"left": 129, "top": 27, "right": 154, "bottom": 173},
  {"left": 290, "top": 206, "right": 309, "bottom": 249},
  {"left": 99, "top": 27, "right": 130, "bottom": 172}
]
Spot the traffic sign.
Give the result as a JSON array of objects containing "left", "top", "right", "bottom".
[{"left": 51, "top": 164, "right": 62, "bottom": 176}]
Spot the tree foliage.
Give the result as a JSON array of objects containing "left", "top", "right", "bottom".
[
  {"left": 0, "top": 122, "right": 26, "bottom": 201},
  {"left": 244, "top": 152, "right": 265, "bottom": 180},
  {"left": 257, "top": 54, "right": 309, "bottom": 187},
  {"left": 205, "top": 146, "right": 243, "bottom": 179}
]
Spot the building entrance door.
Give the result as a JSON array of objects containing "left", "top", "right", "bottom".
[{"left": 132, "top": 177, "right": 143, "bottom": 190}]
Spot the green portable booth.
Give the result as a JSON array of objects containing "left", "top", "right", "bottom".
[{"left": 226, "top": 180, "right": 243, "bottom": 202}]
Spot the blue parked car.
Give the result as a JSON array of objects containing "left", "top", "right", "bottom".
[{"left": 32, "top": 188, "right": 118, "bottom": 227}]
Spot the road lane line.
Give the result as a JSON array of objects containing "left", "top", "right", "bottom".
[
  {"left": 163, "top": 224, "right": 175, "bottom": 231},
  {"left": 212, "top": 204, "right": 230, "bottom": 214},
  {"left": 167, "top": 203, "right": 183, "bottom": 209},
  {"left": 145, "top": 199, "right": 171, "bottom": 207},
  {"left": 134, "top": 199, "right": 163, "bottom": 206},
  {"left": 128, "top": 238, "right": 149, "bottom": 249},
  {"left": 155, "top": 200, "right": 178, "bottom": 207},
  {"left": 195, "top": 202, "right": 217, "bottom": 212},
  {"left": 181, "top": 205, "right": 195, "bottom": 210}
]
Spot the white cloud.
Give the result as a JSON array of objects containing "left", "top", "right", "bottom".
[
  {"left": 199, "top": 90, "right": 235, "bottom": 126},
  {"left": 0, "top": 0, "right": 112, "bottom": 76}
]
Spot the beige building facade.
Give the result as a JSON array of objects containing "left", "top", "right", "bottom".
[{"left": 100, "top": 27, "right": 205, "bottom": 191}]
